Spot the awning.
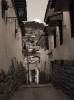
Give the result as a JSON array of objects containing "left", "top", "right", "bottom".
[
  {"left": 49, "top": 12, "right": 63, "bottom": 20},
  {"left": 12, "top": 0, "right": 27, "bottom": 21},
  {"left": 49, "top": 12, "right": 63, "bottom": 26},
  {"left": 12, "top": 0, "right": 27, "bottom": 36}
]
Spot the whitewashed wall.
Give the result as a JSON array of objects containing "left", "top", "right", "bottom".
[
  {"left": 40, "top": 48, "right": 50, "bottom": 75},
  {"left": 52, "top": 11, "right": 74, "bottom": 60},
  {"left": 0, "top": 0, "right": 23, "bottom": 72}
]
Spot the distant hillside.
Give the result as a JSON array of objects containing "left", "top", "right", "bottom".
[{"left": 24, "top": 21, "right": 45, "bottom": 30}]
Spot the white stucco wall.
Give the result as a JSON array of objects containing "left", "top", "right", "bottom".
[
  {"left": 0, "top": 0, "right": 23, "bottom": 72},
  {"left": 40, "top": 48, "right": 50, "bottom": 75},
  {"left": 0, "top": 0, "right": 9, "bottom": 71},
  {"left": 48, "top": 11, "right": 74, "bottom": 60},
  {"left": 53, "top": 11, "right": 73, "bottom": 60}
]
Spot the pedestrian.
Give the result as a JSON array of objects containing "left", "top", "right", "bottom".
[{"left": 35, "top": 68, "right": 39, "bottom": 84}]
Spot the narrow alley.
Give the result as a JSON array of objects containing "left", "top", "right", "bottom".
[
  {"left": 11, "top": 84, "right": 73, "bottom": 100},
  {"left": 0, "top": 0, "right": 74, "bottom": 100}
]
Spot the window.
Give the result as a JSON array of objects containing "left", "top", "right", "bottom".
[
  {"left": 59, "top": 21, "right": 63, "bottom": 45},
  {"left": 53, "top": 30, "right": 56, "bottom": 48},
  {"left": 60, "top": 60, "right": 64, "bottom": 66},
  {"left": 69, "top": 0, "right": 74, "bottom": 37},
  {"left": 1, "top": 0, "right": 8, "bottom": 18},
  {"left": 51, "top": 0, "right": 56, "bottom": 8},
  {"left": 45, "top": 36, "right": 49, "bottom": 49}
]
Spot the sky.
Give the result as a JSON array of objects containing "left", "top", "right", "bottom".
[{"left": 26, "top": 0, "right": 48, "bottom": 23}]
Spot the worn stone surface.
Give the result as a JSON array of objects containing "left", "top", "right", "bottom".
[{"left": 11, "top": 84, "right": 73, "bottom": 100}]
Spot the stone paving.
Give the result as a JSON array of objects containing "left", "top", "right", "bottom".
[{"left": 11, "top": 84, "right": 73, "bottom": 100}]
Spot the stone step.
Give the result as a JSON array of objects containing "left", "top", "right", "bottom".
[{"left": 19, "top": 84, "right": 51, "bottom": 88}]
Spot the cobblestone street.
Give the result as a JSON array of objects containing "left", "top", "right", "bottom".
[{"left": 11, "top": 84, "right": 73, "bottom": 100}]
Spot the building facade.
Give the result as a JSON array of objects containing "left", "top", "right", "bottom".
[
  {"left": 36, "top": 26, "right": 50, "bottom": 83},
  {"left": 0, "top": 0, "right": 27, "bottom": 72},
  {"left": 44, "top": 0, "right": 74, "bottom": 60},
  {"left": 44, "top": 0, "right": 74, "bottom": 97}
]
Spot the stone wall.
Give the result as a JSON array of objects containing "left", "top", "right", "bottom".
[
  {"left": 0, "top": 60, "right": 26, "bottom": 100},
  {"left": 51, "top": 60, "right": 74, "bottom": 98}
]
